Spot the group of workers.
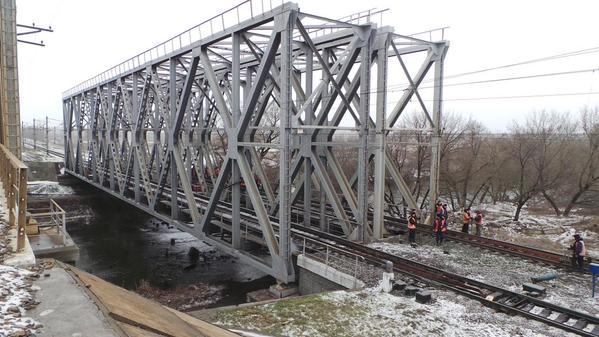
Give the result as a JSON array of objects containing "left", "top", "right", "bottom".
[
  {"left": 406, "top": 203, "right": 590, "bottom": 272},
  {"left": 406, "top": 202, "right": 485, "bottom": 247}
]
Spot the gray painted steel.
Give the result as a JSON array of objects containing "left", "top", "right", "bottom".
[{"left": 62, "top": 2, "right": 447, "bottom": 283}]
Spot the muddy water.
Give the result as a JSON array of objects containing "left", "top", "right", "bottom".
[{"left": 62, "top": 188, "right": 274, "bottom": 308}]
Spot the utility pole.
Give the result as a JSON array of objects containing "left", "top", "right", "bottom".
[{"left": 32, "top": 118, "right": 36, "bottom": 149}]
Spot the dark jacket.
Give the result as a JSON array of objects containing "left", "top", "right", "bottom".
[{"left": 575, "top": 239, "right": 585, "bottom": 256}]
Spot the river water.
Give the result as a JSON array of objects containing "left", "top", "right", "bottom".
[{"left": 58, "top": 183, "right": 274, "bottom": 308}]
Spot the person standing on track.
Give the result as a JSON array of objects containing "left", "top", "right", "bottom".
[
  {"left": 408, "top": 210, "right": 418, "bottom": 247},
  {"left": 434, "top": 215, "right": 447, "bottom": 245},
  {"left": 462, "top": 208, "right": 472, "bottom": 234},
  {"left": 474, "top": 210, "right": 484, "bottom": 236},
  {"left": 570, "top": 233, "right": 587, "bottom": 270}
]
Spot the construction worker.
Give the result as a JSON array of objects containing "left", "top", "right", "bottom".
[
  {"left": 436, "top": 202, "right": 444, "bottom": 219},
  {"left": 434, "top": 215, "right": 446, "bottom": 245},
  {"left": 474, "top": 210, "right": 484, "bottom": 237},
  {"left": 462, "top": 208, "right": 472, "bottom": 234},
  {"left": 408, "top": 210, "right": 417, "bottom": 246},
  {"left": 569, "top": 234, "right": 587, "bottom": 270}
]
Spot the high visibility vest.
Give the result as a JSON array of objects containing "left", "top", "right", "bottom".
[
  {"left": 475, "top": 214, "right": 484, "bottom": 225},
  {"left": 463, "top": 213, "right": 471, "bottom": 224}
]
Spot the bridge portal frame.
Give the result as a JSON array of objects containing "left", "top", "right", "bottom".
[{"left": 62, "top": 1, "right": 447, "bottom": 283}]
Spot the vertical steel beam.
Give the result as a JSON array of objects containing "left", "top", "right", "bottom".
[
  {"left": 169, "top": 58, "right": 179, "bottom": 220},
  {"left": 428, "top": 43, "right": 448, "bottom": 223},
  {"left": 231, "top": 32, "right": 241, "bottom": 249},
  {"left": 132, "top": 73, "right": 141, "bottom": 202},
  {"left": 373, "top": 34, "right": 388, "bottom": 239},
  {"left": 303, "top": 47, "right": 313, "bottom": 228},
  {"left": 275, "top": 8, "right": 295, "bottom": 281},
  {"left": 356, "top": 27, "right": 371, "bottom": 242}
]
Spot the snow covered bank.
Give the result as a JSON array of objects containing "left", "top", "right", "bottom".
[
  {"left": 369, "top": 240, "right": 599, "bottom": 317},
  {"left": 215, "top": 287, "right": 577, "bottom": 337},
  {"left": 0, "top": 265, "right": 41, "bottom": 337}
]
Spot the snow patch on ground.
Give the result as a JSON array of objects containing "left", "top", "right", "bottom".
[
  {"left": 215, "top": 288, "right": 577, "bottom": 337},
  {"left": 369, "top": 239, "right": 599, "bottom": 317},
  {"left": 0, "top": 265, "right": 40, "bottom": 337},
  {"left": 27, "top": 181, "right": 74, "bottom": 195},
  {"left": 455, "top": 201, "right": 599, "bottom": 255}
]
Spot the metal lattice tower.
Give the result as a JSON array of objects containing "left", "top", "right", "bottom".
[
  {"left": 0, "top": 0, "right": 22, "bottom": 159},
  {"left": 62, "top": 1, "right": 448, "bottom": 283}
]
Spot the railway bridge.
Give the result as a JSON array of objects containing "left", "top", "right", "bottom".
[{"left": 61, "top": 1, "right": 448, "bottom": 283}]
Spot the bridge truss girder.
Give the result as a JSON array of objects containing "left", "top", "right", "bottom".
[{"left": 63, "top": 2, "right": 448, "bottom": 283}]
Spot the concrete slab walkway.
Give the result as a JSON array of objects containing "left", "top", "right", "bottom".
[
  {"left": 28, "top": 267, "right": 120, "bottom": 337},
  {"left": 27, "top": 262, "right": 240, "bottom": 337}
]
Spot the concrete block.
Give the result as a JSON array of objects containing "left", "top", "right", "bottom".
[
  {"left": 415, "top": 290, "right": 432, "bottom": 304},
  {"left": 523, "top": 283, "right": 546, "bottom": 294},
  {"left": 269, "top": 284, "right": 298, "bottom": 298},
  {"left": 404, "top": 286, "right": 420, "bottom": 296},
  {"left": 392, "top": 280, "right": 407, "bottom": 291}
]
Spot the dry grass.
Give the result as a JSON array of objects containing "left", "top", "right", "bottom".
[{"left": 135, "top": 279, "right": 225, "bottom": 311}]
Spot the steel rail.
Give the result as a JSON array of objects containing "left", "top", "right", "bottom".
[{"left": 295, "top": 224, "right": 599, "bottom": 337}]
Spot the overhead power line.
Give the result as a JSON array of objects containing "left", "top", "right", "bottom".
[
  {"left": 443, "top": 46, "right": 599, "bottom": 80},
  {"left": 437, "top": 91, "right": 599, "bottom": 102}
]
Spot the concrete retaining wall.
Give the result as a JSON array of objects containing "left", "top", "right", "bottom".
[{"left": 297, "top": 254, "right": 365, "bottom": 295}]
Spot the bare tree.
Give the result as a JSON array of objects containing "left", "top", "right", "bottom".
[
  {"left": 562, "top": 107, "right": 599, "bottom": 215},
  {"left": 527, "top": 111, "right": 576, "bottom": 215},
  {"left": 507, "top": 120, "right": 541, "bottom": 221}
]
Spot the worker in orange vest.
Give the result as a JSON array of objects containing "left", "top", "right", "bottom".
[
  {"left": 462, "top": 208, "right": 472, "bottom": 234},
  {"left": 408, "top": 210, "right": 417, "bottom": 246}
]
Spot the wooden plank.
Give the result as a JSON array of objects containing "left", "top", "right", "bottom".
[
  {"left": 165, "top": 307, "right": 239, "bottom": 337},
  {"left": 117, "top": 323, "right": 165, "bottom": 337},
  {"left": 71, "top": 267, "right": 205, "bottom": 337}
]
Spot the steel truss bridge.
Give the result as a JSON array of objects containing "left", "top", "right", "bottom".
[{"left": 62, "top": 1, "right": 448, "bottom": 283}]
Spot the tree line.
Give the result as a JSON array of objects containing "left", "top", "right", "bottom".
[{"left": 390, "top": 107, "right": 599, "bottom": 220}]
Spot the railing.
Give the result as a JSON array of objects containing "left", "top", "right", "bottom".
[
  {"left": 406, "top": 26, "right": 449, "bottom": 42},
  {"left": 298, "top": 8, "right": 388, "bottom": 40},
  {"left": 63, "top": 0, "right": 285, "bottom": 98},
  {"left": 0, "top": 143, "right": 27, "bottom": 250},
  {"left": 28, "top": 199, "right": 67, "bottom": 244},
  {"left": 298, "top": 235, "right": 365, "bottom": 284}
]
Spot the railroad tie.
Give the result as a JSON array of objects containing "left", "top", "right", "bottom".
[
  {"left": 554, "top": 313, "right": 569, "bottom": 324},
  {"left": 539, "top": 308, "right": 552, "bottom": 317},
  {"left": 572, "top": 319, "right": 588, "bottom": 331},
  {"left": 517, "top": 303, "right": 535, "bottom": 312}
]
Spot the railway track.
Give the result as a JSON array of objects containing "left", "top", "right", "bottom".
[
  {"left": 296, "top": 224, "right": 599, "bottom": 337},
  {"left": 22, "top": 140, "right": 64, "bottom": 158},
  {"left": 383, "top": 216, "right": 574, "bottom": 269},
  {"left": 63, "top": 168, "right": 599, "bottom": 335}
]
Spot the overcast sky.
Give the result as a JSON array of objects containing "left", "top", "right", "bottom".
[{"left": 15, "top": 0, "right": 599, "bottom": 131}]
